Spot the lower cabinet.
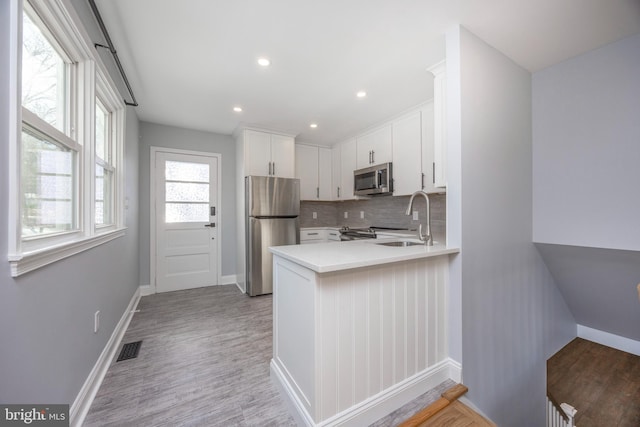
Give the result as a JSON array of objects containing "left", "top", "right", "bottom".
[{"left": 300, "top": 228, "right": 340, "bottom": 244}]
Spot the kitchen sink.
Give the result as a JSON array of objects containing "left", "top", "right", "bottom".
[{"left": 376, "top": 241, "right": 423, "bottom": 247}]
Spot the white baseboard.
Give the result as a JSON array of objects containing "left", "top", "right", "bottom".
[
  {"left": 272, "top": 358, "right": 461, "bottom": 427},
  {"left": 221, "top": 274, "right": 237, "bottom": 286},
  {"left": 70, "top": 287, "right": 141, "bottom": 427},
  {"left": 139, "top": 284, "right": 154, "bottom": 296},
  {"left": 577, "top": 324, "right": 640, "bottom": 356},
  {"left": 140, "top": 276, "right": 236, "bottom": 296}
]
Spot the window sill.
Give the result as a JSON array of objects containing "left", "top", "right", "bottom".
[{"left": 8, "top": 227, "right": 127, "bottom": 277}]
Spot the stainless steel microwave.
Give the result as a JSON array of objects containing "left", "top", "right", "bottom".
[{"left": 353, "top": 162, "right": 393, "bottom": 196}]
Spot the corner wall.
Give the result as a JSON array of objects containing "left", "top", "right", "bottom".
[
  {"left": 446, "top": 26, "right": 575, "bottom": 425},
  {"left": 0, "top": 1, "right": 140, "bottom": 405},
  {"left": 533, "top": 33, "right": 640, "bottom": 251},
  {"left": 532, "top": 33, "right": 640, "bottom": 345},
  {"left": 138, "top": 121, "right": 237, "bottom": 287}
]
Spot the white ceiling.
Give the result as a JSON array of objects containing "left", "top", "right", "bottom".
[{"left": 95, "top": 0, "right": 640, "bottom": 145}]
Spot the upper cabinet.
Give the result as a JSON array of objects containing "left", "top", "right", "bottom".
[
  {"left": 295, "top": 144, "right": 332, "bottom": 201},
  {"left": 240, "top": 129, "right": 295, "bottom": 178},
  {"left": 327, "top": 138, "right": 357, "bottom": 201},
  {"left": 356, "top": 125, "right": 392, "bottom": 168},
  {"left": 392, "top": 110, "right": 423, "bottom": 196},
  {"left": 428, "top": 60, "right": 447, "bottom": 189}
]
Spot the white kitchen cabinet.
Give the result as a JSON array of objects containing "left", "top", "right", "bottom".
[
  {"left": 300, "top": 228, "right": 341, "bottom": 243},
  {"left": 300, "top": 229, "right": 327, "bottom": 244},
  {"left": 391, "top": 103, "right": 440, "bottom": 196},
  {"left": 295, "top": 144, "right": 332, "bottom": 200},
  {"left": 340, "top": 138, "right": 357, "bottom": 199},
  {"left": 391, "top": 110, "right": 422, "bottom": 196},
  {"left": 331, "top": 145, "right": 341, "bottom": 200},
  {"left": 356, "top": 124, "right": 392, "bottom": 168},
  {"left": 428, "top": 60, "right": 447, "bottom": 188},
  {"left": 243, "top": 129, "right": 295, "bottom": 178},
  {"left": 420, "top": 102, "right": 438, "bottom": 193}
]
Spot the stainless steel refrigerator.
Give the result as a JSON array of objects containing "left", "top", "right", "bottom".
[{"left": 245, "top": 176, "right": 300, "bottom": 296}]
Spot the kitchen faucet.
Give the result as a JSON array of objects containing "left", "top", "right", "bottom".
[{"left": 405, "top": 190, "right": 433, "bottom": 246}]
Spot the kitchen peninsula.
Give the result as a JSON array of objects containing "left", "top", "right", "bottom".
[{"left": 269, "top": 238, "right": 460, "bottom": 426}]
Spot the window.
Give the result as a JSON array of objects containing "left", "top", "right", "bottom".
[
  {"left": 164, "top": 161, "right": 211, "bottom": 223},
  {"left": 21, "top": 8, "right": 77, "bottom": 239},
  {"left": 8, "top": 0, "right": 126, "bottom": 276},
  {"left": 95, "top": 98, "right": 114, "bottom": 226}
]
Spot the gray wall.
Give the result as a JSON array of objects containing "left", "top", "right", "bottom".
[
  {"left": 533, "top": 33, "right": 640, "bottom": 251},
  {"left": 138, "top": 121, "right": 237, "bottom": 286},
  {"left": 532, "top": 33, "right": 640, "bottom": 343},
  {"left": 0, "top": 0, "right": 140, "bottom": 405},
  {"left": 448, "top": 26, "right": 575, "bottom": 425}
]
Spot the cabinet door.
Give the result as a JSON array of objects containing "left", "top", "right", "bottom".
[
  {"left": 420, "top": 102, "right": 438, "bottom": 193},
  {"left": 392, "top": 111, "right": 422, "bottom": 196},
  {"left": 318, "top": 147, "right": 332, "bottom": 200},
  {"left": 356, "top": 125, "right": 392, "bottom": 168},
  {"left": 271, "top": 134, "right": 295, "bottom": 178},
  {"left": 340, "top": 138, "right": 357, "bottom": 199},
  {"left": 331, "top": 145, "right": 342, "bottom": 200},
  {"left": 295, "top": 144, "right": 319, "bottom": 200},
  {"left": 430, "top": 61, "right": 447, "bottom": 188},
  {"left": 244, "top": 130, "right": 272, "bottom": 176}
]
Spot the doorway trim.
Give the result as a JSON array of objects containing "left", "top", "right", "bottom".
[{"left": 149, "top": 146, "right": 222, "bottom": 294}]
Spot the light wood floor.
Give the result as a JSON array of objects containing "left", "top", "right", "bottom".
[
  {"left": 84, "top": 286, "right": 296, "bottom": 426},
  {"left": 84, "top": 285, "right": 454, "bottom": 426},
  {"left": 547, "top": 337, "right": 640, "bottom": 427}
]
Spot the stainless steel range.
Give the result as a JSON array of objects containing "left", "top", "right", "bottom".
[
  {"left": 339, "top": 226, "right": 377, "bottom": 241},
  {"left": 339, "top": 226, "right": 409, "bottom": 241}
]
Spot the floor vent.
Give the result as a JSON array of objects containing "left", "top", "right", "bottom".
[{"left": 117, "top": 340, "right": 142, "bottom": 362}]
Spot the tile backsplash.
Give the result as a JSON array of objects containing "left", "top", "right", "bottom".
[{"left": 300, "top": 194, "right": 446, "bottom": 237}]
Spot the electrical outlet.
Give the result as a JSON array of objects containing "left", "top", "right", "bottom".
[
  {"left": 312, "top": 212, "right": 317, "bottom": 219},
  {"left": 413, "top": 210, "right": 419, "bottom": 220},
  {"left": 94, "top": 311, "right": 100, "bottom": 333},
  {"left": 360, "top": 211, "right": 365, "bottom": 219},
  {"left": 344, "top": 211, "right": 348, "bottom": 219}
]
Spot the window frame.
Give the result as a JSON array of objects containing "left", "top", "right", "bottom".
[{"left": 8, "top": 0, "right": 126, "bottom": 277}]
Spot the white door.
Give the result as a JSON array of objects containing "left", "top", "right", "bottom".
[{"left": 155, "top": 151, "right": 219, "bottom": 293}]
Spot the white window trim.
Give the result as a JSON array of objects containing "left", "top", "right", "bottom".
[{"left": 8, "top": 0, "right": 127, "bottom": 277}]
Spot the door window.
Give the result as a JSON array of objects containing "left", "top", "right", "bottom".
[{"left": 164, "top": 160, "right": 210, "bottom": 223}]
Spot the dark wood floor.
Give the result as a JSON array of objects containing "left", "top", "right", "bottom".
[{"left": 547, "top": 338, "right": 640, "bottom": 427}]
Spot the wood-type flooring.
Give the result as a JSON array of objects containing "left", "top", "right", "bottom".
[
  {"left": 84, "top": 285, "right": 296, "bottom": 426},
  {"left": 547, "top": 337, "right": 640, "bottom": 427},
  {"left": 84, "top": 285, "right": 454, "bottom": 426}
]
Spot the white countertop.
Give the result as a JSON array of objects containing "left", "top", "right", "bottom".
[{"left": 270, "top": 236, "right": 459, "bottom": 273}]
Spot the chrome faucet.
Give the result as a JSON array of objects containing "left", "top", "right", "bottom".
[{"left": 405, "top": 190, "right": 433, "bottom": 246}]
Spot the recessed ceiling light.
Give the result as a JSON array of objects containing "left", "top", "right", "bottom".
[
  {"left": 257, "top": 57, "right": 271, "bottom": 67},
  {"left": 233, "top": 106, "right": 242, "bottom": 112},
  {"left": 310, "top": 123, "right": 318, "bottom": 129},
  {"left": 356, "top": 91, "right": 367, "bottom": 98}
]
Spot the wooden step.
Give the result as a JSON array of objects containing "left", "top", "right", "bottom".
[{"left": 398, "top": 383, "right": 496, "bottom": 427}]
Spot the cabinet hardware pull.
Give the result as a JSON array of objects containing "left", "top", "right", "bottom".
[
  {"left": 368, "top": 150, "right": 372, "bottom": 164},
  {"left": 371, "top": 150, "right": 375, "bottom": 163},
  {"left": 268, "top": 162, "right": 272, "bottom": 175},
  {"left": 272, "top": 162, "right": 275, "bottom": 175},
  {"left": 308, "top": 232, "right": 318, "bottom": 236},
  {"left": 204, "top": 223, "right": 216, "bottom": 227},
  {"left": 421, "top": 173, "right": 425, "bottom": 190},
  {"left": 432, "top": 162, "right": 436, "bottom": 184},
  {"left": 316, "top": 187, "right": 319, "bottom": 198},
  {"left": 337, "top": 187, "right": 340, "bottom": 198}
]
